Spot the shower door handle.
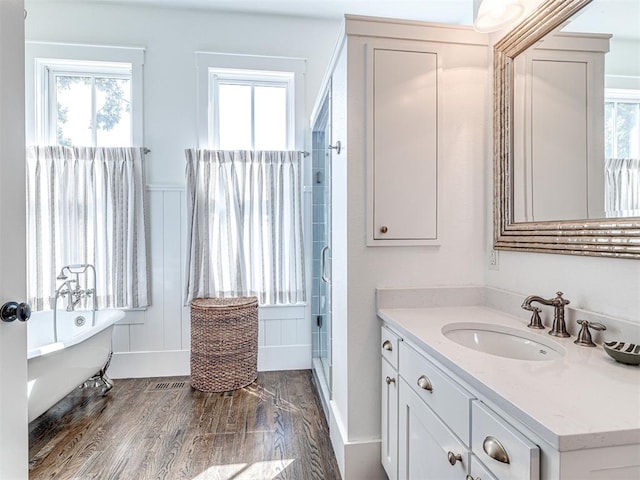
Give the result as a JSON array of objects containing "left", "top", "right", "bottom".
[
  {"left": 1, "top": 301, "right": 31, "bottom": 322},
  {"left": 320, "top": 246, "right": 331, "bottom": 284}
]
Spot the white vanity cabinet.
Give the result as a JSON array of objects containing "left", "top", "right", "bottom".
[
  {"left": 383, "top": 332, "right": 541, "bottom": 480},
  {"left": 381, "top": 326, "right": 400, "bottom": 480},
  {"left": 379, "top": 299, "right": 640, "bottom": 480}
]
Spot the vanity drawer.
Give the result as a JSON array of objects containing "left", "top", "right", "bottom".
[
  {"left": 471, "top": 401, "right": 540, "bottom": 480},
  {"left": 399, "top": 342, "right": 474, "bottom": 445},
  {"left": 381, "top": 326, "right": 401, "bottom": 369}
]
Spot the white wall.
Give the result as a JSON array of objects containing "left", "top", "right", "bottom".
[
  {"left": 25, "top": 2, "right": 340, "bottom": 185},
  {"left": 24, "top": 1, "right": 341, "bottom": 376}
]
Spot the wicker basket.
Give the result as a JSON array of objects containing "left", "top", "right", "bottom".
[{"left": 190, "top": 296, "right": 258, "bottom": 392}]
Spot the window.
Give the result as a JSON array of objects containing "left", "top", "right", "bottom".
[
  {"left": 605, "top": 89, "right": 640, "bottom": 159},
  {"left": 25, "top": 44, "right": 148, "bottom": 311},
  {"left": 210, "top": 70, "right": 293, "bottom": 150},
  {"left": 42, "top": 61, "right": 132, "bottom": 147},
  {"left": 196, "top": 52, "right": 305, "bottom": 150},
  {"left": 26, "top": 42, "right": 144, "bottom": 146}
]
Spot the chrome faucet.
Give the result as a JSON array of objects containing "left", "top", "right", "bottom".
[
  {"left": 54, "top": 279, "right": 79, "bottom": 312},
  {"left": 54, "top": 264, "right": 97, "bottom": 313},
  {"left": 521, "top": 291, "right": 571, "bottom": 338}
]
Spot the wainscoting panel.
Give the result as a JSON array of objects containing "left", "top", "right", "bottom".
[{"left": 109, "top": 185, "right": 312, "bottom": 379}]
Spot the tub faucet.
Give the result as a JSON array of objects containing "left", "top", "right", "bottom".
[
  {"left": 54, "top": 279, "right": 78, "bottom": 311},
  {"left": 55, "top": 264, "right": 97, "bottom": 313},
  {"left": 68, "top": 286, "right": 94, "bottom": 311},
  {"left": 521, "top": 291, "right": 571, "bottom": 338}
]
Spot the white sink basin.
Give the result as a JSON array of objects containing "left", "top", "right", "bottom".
[{"left": 442, "top": 322, "right": 566, "bottom": 361}]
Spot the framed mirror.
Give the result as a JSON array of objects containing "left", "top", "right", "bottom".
[{"left": 493, "top": 0, "right": 640, "bottom": 258}]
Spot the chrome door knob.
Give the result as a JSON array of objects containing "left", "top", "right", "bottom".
[{"left": 1, "top": 301, "right": 31, "bottom": 322}]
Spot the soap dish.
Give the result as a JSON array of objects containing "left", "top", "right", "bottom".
[{"left": 603, "top": 341, "right": 640, "bottom": 366}]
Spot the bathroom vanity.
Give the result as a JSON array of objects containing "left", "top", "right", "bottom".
[{"left": 379, "top": 288, "right": 640, "bottom": 480}]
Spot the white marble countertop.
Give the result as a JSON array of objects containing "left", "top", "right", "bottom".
[{"left": 378, "top": 305, "right": 640, "bottom": 452}]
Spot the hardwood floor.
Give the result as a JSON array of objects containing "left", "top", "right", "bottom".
[{"left": 29, "top": 370, "right": 341, "bottom": 480}]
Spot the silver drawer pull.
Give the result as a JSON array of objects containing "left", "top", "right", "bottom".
[
  {"left": 447, "top": 451, "right": 462, "bottom": 466},
  {"left": 416, "top": 375, "right": 433, "bottom": 392},
  {"left": 483, "top": 436, "right": 510, "bottom": 464},
  {"left": 385, "top": 376, "right": 396, "bottom": 385},
  {"left": 382, "top": 340, "right": 393, "bottom": 351}
]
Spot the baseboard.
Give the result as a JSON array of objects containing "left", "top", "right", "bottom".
[
  {"left": 109, "top": 345, "right": 312, "bottom": 379},
  {"left": 258, "top": 345, "right": 312, "bottom": 371},
  {"left": 109, "top": 350, "right": 190, "bottom": 379},
  {"left": 328, "top": 400, "right": 386, "bottom": 480}
]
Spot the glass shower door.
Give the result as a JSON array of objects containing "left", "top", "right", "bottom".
[{"left": 312, "top": 84, "right": 332, "bottom": 399}]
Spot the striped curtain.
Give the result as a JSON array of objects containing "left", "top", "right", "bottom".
[
  {"left": 185, "top": 150, "right": 305, "bottom": 305},
  {"left": 605, "top": 158, "right": 640, "bottom": 218},
  {"left": 26, "top": 146, "right": 149, "bottom": 310}
]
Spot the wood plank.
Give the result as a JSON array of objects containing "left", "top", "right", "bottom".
[{"left": 29, "top": 370, "right": 341, "bottom": 479}]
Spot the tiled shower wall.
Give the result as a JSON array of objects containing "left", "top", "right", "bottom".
[{"left": 311, "top": 131, "right": 328, "bottom": 359}]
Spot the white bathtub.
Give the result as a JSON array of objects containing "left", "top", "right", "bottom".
[{"left": 27, "top": 308, "right": 124, "bottom": 422}]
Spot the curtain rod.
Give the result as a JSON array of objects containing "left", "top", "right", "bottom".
[{"left": 143, "top": 148, "right": 308, "bottom": 156}]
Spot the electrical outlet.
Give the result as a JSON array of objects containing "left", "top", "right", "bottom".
[{"left": 489, "top": 249, "right": 499, "bottom": 270}]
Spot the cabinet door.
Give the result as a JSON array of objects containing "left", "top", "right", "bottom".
[
  {"left": 381, "top": 358, "right": 398, "bottom": 479},
  {"left": 398, "top": 379, "right": 468, "bottom": 480},
  {"left": 469, "top": 454, "right": 498, "bottom": 480},
  {"left": 368, "top": 46, "right": 438, "bottom": 245}
]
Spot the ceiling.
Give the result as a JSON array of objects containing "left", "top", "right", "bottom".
[
  {"left": 30, "top": 0, "right": 478, "bottom": 24},
  {"left": 27, "top": 0, "right": 637, "bottom": 39}
]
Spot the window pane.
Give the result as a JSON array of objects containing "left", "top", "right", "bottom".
[
  {"left": 254, "top": 85, "right": 287, "bottom": 150},
  {"left": 616, "top": 103, "right": 640, "bottom": 159},
  {"left": 95, "top": 77, "right": 132, "bottom": 147},
  {"left": 56, "top": 75, "right": 93, "bottom": 146},
  {"left": 605, "top": 102, "right": 614, "bottom": 158},
  {"left": 218, "top": 83, "right": 252, "bottom": 149}
]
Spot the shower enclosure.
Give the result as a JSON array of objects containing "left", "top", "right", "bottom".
[{"left": 311, "top": 83, "right": 332, "bottom": 408}]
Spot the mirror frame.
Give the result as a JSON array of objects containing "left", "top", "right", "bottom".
[{"left": 493, "top": 0, "right": 640, "bottom": 258}]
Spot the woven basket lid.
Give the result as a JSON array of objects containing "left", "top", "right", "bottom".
[{"left": 191, "top": 296, "right": 258, "bottom": 308}]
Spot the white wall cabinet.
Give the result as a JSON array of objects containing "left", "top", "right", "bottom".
[
  {"left": 368, "top": 46, "right": 438, "bottom": 244},
  {"left": 512, "top": 33, "right": 609, "bottom": 222}
]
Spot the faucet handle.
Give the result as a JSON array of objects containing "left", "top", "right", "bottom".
[
  {"left": 526, "top": 306, "right": 545, "bottom": 329},
  {"left": 574, "top": 319, "right": 606, "bottom": 347}
]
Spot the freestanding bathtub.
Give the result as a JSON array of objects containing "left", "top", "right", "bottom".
[{"left": 27, "top": 308, "right": 124, "bottom": 422}]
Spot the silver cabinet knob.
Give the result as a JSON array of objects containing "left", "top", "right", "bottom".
[
  {"left": 416, "top": 375, "right": 433, "bottom": 392},
  {"left": 380, "top": 225, "right": 388, "bottom": 234},
  {"left": 328, "top": 141, "right": 342, "bottom": 154},
  {"left": 483, "top": 436, "right": 510, "bottom": 464},
  {"left": 382, "top": 340, "right": 393, "bottom": 351},
  {"left": 447, "top": 451, "right": 462, "bottom": 466},
  {"left": 385, "top": 376, "right": 396, "bottom": 385}
]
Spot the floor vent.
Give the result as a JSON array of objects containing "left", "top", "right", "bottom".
[{"left": 147, "top": 381, "right": 189, "bottom": 391}]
